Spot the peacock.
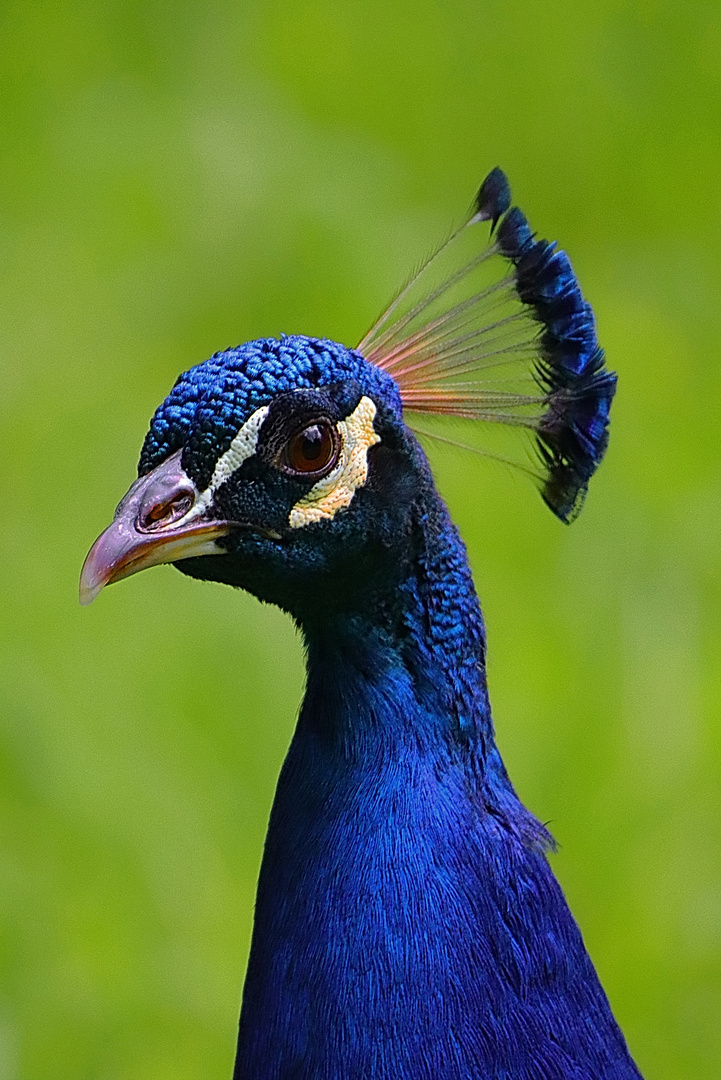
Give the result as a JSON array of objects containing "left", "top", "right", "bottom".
[{"left": 80, "top": 169, "right": 642, "bottom": 1079}]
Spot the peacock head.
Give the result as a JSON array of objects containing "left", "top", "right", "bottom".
[
  {"left": 80, "top": 336, "right": 422, "bottom": 615},
  {"left": 80, "top": 169, "right": 616, "bottom": 615}
]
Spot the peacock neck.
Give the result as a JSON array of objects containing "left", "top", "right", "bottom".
[
  {"left": 291, "top": 516, "right": 493, "bottom": 829},
  {"left": 235, "top": 490, "right": 633, "bottom": 1079},
  {"left": 231, "top": 465, "right": 642, "bottom": 1077},
  {"left": 299, "top": 485, "right": 494, "bottom": 757},
  {"left": 234, "top": 495, "right": 642, "bottom": 1079}
]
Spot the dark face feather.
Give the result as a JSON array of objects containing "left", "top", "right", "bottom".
[{"left": 172, "top": 374, "right": 420, "bottom": 616}]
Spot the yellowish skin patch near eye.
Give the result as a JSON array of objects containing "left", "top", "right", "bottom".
[{"left": 289, "top": 396, "right": 381, "bottom": 529}]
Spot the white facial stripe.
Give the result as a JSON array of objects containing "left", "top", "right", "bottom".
[
  {"left": 173, "top": 404, "right": 269, "bottom": 527},
  {"left": 207, "top": 405, "right": 269, "bottom": 495},
  {"left": 289, "top": 396, "right": 380, "bottom": 529}
]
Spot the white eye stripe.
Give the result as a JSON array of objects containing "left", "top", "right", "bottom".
[
  {"left": 206, "top": 405, "right": 270, "bottom": 495},
  {"left": 173, "top": 405, "right": 270, "bottom": 525}
]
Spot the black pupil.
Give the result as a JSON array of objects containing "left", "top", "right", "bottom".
[{"left": 299, "top": 425, "right": 324, "bottom": 461}]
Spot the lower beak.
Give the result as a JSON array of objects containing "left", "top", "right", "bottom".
[{"left": 79, "top": 451, "right": 233, "bottom": 606}]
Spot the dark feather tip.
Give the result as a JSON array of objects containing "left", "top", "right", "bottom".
[{"left": 472, "top": 168, "right": 512, "bottom": 232}]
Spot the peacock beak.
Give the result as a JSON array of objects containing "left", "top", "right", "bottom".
[{"left": 79, "top": 450, "right": 233, "bottom": 606}]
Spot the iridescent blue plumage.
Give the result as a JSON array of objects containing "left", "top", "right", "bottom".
[{"left": 83, "top": 171, "right": 638, "bottom": 1078}]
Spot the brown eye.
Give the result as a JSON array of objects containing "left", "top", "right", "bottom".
[{"left": 283, "top": 421, "right": 339, "bottom": 476}]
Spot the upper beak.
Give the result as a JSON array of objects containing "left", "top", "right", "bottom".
[{"left": 79, "top": 450, "right": 233, "bottom": 606}]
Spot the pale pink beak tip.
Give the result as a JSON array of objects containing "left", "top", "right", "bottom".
[
  {"left": 78, "top": 560, "right": 106, "bottom": 606},
  {"left": 78, "top": 530, "right": 120, "bottom": 606}
]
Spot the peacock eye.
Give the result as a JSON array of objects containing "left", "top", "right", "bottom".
[{"left": 283, "top": 420, "right": 340, "bottom": 477}]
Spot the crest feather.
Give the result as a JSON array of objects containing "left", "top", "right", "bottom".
[{"left": 358, "top": 169, "right": 616, "bottom": 523}]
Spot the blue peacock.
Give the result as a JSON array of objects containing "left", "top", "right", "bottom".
[{"left": 81, "top": 169, "right": 641, "bottom": 1079}]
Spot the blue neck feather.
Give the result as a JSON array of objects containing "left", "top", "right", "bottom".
[{"left": 234, "top": 484, "right": 641, "bottom": 1080}]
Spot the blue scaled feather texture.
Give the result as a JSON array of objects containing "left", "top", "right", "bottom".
[{"left": 82, "top": 170, "right": 637, "bottom": 1079}]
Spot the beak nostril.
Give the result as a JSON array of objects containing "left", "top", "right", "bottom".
[{"left": 139, "top": 492, "right": 194, "bottom": 532}]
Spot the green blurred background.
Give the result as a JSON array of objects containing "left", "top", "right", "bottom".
[{"left": 1, "top": 1, "right": 720, "bottom": 1076}]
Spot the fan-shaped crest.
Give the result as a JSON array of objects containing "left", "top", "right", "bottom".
[{"left": 357, "top": 169, "right": 616, "bottom": 523}]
